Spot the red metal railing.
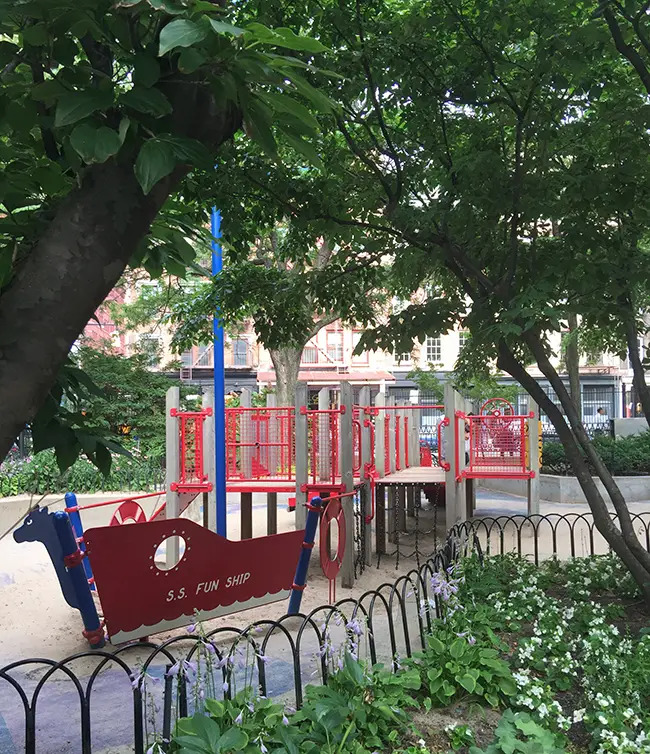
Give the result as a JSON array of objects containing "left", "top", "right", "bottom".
[
  {"left": 438, "top": 417, "right": 450, "bottom": 471},
  {"left": 352, "top": 418, "right": 362, "bottom": 475},
  {"left": 225, "top": 407, "right": 295, "bottom": 481},
  {"left": 170, "top": 408, "right": 213, "bottom": 493}
]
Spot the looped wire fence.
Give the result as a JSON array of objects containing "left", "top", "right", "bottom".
[{"left": 1, "top": 511, "right": 649, "bottom": 754}]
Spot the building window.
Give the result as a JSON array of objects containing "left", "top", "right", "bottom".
[
  {"left": 181, "top": 350, "right": 192, "bottom": 366},
  {"left": 195, "top": 344, "right": 212, "bottom": 367},
  {"left": 302, "top": 345, "right": 318, "bottom": 364},
  {"left": 352, "top": 331, "right": 368, "bottom": 364},
  {"left": 327, "top": 331, "right": 344, "bottom": 362},
  {"left": 459, "top": 331, "right": 469, "bottom": 350},
  {"left": 394, "top": 350, "right": 411, "bottom": 364},
  {"left": 232, "top": 339, "right": 248, "bottom": 366},
  {"left": 138, "top": 334, "right": 161, "bottom": 367},
  {"left": 425, "top": 336, "right": 441, "bottom": 363}
]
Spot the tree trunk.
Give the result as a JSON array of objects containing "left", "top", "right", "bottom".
[
  {"left": 620, "top": 298, "right": 650, "bottom": 425},
  {"left": 566, "top": 313, "right": 581, "bottom": 419},
  {"left": 0, "top": 89, "right": 240, "bottom": 461},
  {"left": 497, "top": 341, "right": 650, "bottom": 604},
  {"left": 269, "top": 347, "right": 303, "bottom": 407}
]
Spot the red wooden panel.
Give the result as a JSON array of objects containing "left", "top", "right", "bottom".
[{"left": 84, "top": 520, "right": 304, "bottom": 643}]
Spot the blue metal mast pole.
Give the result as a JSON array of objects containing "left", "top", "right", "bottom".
[{"left": 211, "top": 208, "right": 227, "bottom": 537}]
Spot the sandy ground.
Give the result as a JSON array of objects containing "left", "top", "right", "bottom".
[{"left": 1, "top": 489, "right": 649, "bottom": 754}]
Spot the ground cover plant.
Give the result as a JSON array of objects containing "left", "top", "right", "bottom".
[{"left": 150, "top": 550, "right": 648, "bottom": 754}]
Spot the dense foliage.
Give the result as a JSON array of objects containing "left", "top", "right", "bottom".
[
  {"left": 130, "top": 550, "right": 649, "bottom": 754},
  {"left": 0, "top": 449, "right": 163, "bottom": 496},
  {"left": 543, "top": 433, "right": 650, "bottom": 476}
]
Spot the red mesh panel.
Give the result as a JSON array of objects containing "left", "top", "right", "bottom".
[
  {"left": 225, "top": 408, "right": 295, "bottom": 481},
  {"left": 467, "top": 415, "right": 527, "bottom": 477}
]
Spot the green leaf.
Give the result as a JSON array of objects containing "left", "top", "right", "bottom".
[
  {"left": 458, "top": 673, "right": 476, "bottom": 693},
  {"left": 272, "top": 27, "right": 329, "bottom": 53},
  {"left": 246, "top": 22, "right": 328, "bottom": 53},
  {"left": 158, "top": 19, "right": 207, "bottom": 57},
  {"left": 55, "top": 90, "right": 112, "bottom": 128},
  {"left": 70, "top": 124, "right": 122, "bottom": 163},
  {"left": 163, "top": 136, "right": 210, "bottom": 164},
  {"left": 216, "top": 728, "right": 249, "bottom": 752},
  {"left": 428, "top": 636, "right": 445, "bottom": 654},
  {"left": 282, "top": 132, "right": 323, "bottom": 169},
  {"left": 134, "top": 139, "right": 176, "bottom": 194},
  {"left": 94, "top": 443, "right": 112, "bottom": 476},
  {"left": 23, "top": 23, "right": 49, "bottom": 46},
  {"left": 449, "top": 638, "right": 466, "bottom": 659},
  {"left": 258, "top": 91, "right": 320, "bottom": 132},
  {"left": 189, "top": 713, "right": 221, "bottom": 750},
  {"left": 178, "top": 47, "right": 206, "bottom": 73},
  {"left": 243, "top": 97, "right": 277, "bottom": 157},
  {"left": 133, "top": 54, "right": 161, "bottom": 87},
  {"left": 209, "top": 19, "right": 245, "bottom": 37},
  {"left": 120, "top": 87, "right": 173, "bottom": 118},
  {"left": 289, "top": 73, "right": 333, "bottom": 113},
  {"left": 498, "top": 676, "right": 517, "bottom": 697},
  {"left": 343, "top": 652, "right": 365, "bottom": 685}
]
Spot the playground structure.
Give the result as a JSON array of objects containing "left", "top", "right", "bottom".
[{"left": 14, "top": 380, "right": 540, "bottom": 648}]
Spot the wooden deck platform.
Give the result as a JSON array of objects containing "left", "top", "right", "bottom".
[{"left": 376, "top": 466, "right": 446, "bottom": 485}]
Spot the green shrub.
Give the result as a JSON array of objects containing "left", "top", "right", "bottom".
[
  {"left": 0, "top": 449, "right": 164, "bottom": 496},
  {"left": 542, "top": 431, "right": 650, "bottom": 476}
]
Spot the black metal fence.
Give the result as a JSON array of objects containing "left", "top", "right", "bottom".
[{"left": 2, "top": 512, "right": 649, "bottom": 754}]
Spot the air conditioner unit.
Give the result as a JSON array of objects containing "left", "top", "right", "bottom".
[{"left": 180, "top": 367, "right": 192, "bottom": 380}]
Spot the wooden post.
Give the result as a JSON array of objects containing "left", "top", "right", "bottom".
[
  {"left": 374, "top": 393, "right": 386, "bottom": 555},
  {"left": 387, "top": 395, "right": 396, "bottom": 473},
  {"left": 295, "top": 382, "right": 309, "bottom": 530},
  {"left": 375, "top": 393, "right": 386, "bottom": 478},
  {"left": 240, "top": 388, "right": 253, "bottom": 478},
  {"left": 165, "top": 386, "right": 180, "bottom": 567},
  {"left": 241, "top": 492, "right": 253, "bottom": 539},
  {"left": 444, "top": 383, "right": 467, "bottom": 530},
  {"left": 266, "top": 392, "right": 278, "bottom": 534},
  {"left": 528, "top": 396, "right": 541, "bottom": 515},
  {"left": 407, "top": 487, "right": 415, "bottom": 518},
  {"left": 318, "top": 387, "right": 330, "bottom": 481},
  {"left": 410, "top": 407, "right": 421, "bottom": 468},
  {"left": 375, "top": 485, "right": 386, "bottom": 554},
  {"left": 359, "top": 386, "right": 372, "bottom": 565},
  {"left": 202, "top": 387, "right": 216, "bottom": 531},
  {"left": 340, "top": 381, "right": 355, "bottom": 588}
]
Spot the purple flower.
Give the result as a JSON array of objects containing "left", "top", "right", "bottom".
[
  {"left": 130, "top": 673, "right": 141, "bottom": 689},
  {"left": 282, "top": 714, "right": 290, "bottom": 726},
  {"left": 167, "top": 662, "right": 181, "bottom": 678},
  {"left": 257, "top": 654, "right": 270, "bottom": 664},
  {"left": 468, "top": 635, "right": 476, "bottom": 645},
  {"left": 187, "top": 624, "right": 196, "bottom": 634},
  {"left": 222, "top": 681, "right": 230, "bottom": 692},
  {"left": 234, "top": 710, "right": 243, "bottom": 725},
  {"left": 260, "top": 744, "right": 268, "bottom": 754},
  {"left": 202, "top": 640, "right": 216, "bottom": 655},
  {"left": 346, "top": 619, "right": 363, "bottom": 637}
]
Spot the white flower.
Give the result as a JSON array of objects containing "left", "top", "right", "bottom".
[{"left": 573, "top": 709, "right": 585, "bottom": 723}]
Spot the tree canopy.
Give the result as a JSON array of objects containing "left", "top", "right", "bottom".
[{"left": 0, "top": 0, "right": 332, "bottom": 463}]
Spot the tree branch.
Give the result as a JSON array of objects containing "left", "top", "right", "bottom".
[{"left": 603, "top": 6, "right": 650, "bottom": 94}]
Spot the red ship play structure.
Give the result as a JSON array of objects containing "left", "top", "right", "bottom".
[{"left": 14, "top": 385, "right": 541, "bottom": 648}]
